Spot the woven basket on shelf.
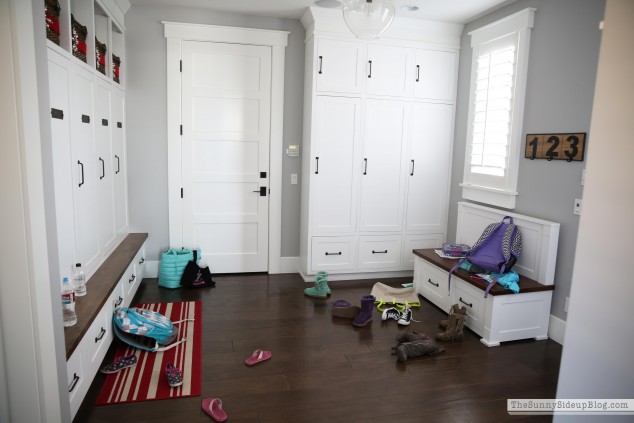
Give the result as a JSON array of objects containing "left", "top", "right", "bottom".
[
  {"left": 112, "top": 54, "right": 121, "bottom": 83},
  {"left": 71, "top": 14, "right": 87, "bottom": 63},
  {"left": 95, "top": 38, "right": 107, "bottom": 75},
  {"left": 45, "top": 0, "right": 61, "bottom": 45}
]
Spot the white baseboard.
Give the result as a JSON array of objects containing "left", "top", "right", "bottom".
[
  {"left": 145, "top": 260, "right": 159, "bottom": 278},
  {"left": 277, "top": 256, "right": 299, "bottom": 274},
  {"left": 299, "top": 270, "right": 413, "bottom": 282},
  {"left": 548, "top": 314, "right": 566, "bottom": 345}
]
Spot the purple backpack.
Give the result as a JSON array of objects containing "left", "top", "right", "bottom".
[{"left": 450, "top": 216, "right": 522, "bottom": 297}]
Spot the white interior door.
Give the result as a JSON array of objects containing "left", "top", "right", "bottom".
[{"left": 181, "top": 41, "right": 271, "bottom": 273}]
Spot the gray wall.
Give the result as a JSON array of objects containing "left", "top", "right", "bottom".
[
  {"left": 125, "top": 6, "right": 305, "bottom": 261},
  {"left": 555, "top": 0, "right": 634, "bottom": 413},
  {"left": 447, "top": 0, "right": 605, "bottom": 321}
]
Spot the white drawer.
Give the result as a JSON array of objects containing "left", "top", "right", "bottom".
[
  {"left": 82, "top": 308, "right": 112, "bottom": 374},
  {"left": 357, "top": 236, "right": 402, "bottom": 269},
  {"left": 67, "top": 348, "right": 87, "bottom": 419},
  {"left": 402, "top": 234, "right": 444, "bottom": 269},
  {"left": 416, "top": 258, "right": 449, "bottom": 311},
  {"left": 311, "top": 236, "right": 356, "bottom": 272},
  {"left": 134, "top": 244, "right": 146, "bottom": 282},
  {"left": 452, "top": 279, "right": 485, "bottom": 336},
  {"left": 122, "top": 263, "right": 137, "bottom": 305}
]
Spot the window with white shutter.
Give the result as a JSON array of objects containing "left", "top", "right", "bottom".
[{"left": 461, "top": 8, "right": 535, "bottom": 209}]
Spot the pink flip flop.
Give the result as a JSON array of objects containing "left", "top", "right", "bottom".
[
  {"left": 202, "top": 397, "right": 228, "bottom": 422},
  {"left": 244, "top": 349, "right": 272, "bottom": 366}
]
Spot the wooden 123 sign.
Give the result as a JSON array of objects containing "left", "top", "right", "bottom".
[{"left": 525, "top": 133, "right": 586, "bottom": 161}]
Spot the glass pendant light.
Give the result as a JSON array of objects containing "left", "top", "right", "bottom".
[{"left": 342, "top": 0, "right": 395, "bottom": 39}]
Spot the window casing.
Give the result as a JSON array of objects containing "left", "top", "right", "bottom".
[{"left": 461, "top": 8, "right": 535, "bottom": 209}]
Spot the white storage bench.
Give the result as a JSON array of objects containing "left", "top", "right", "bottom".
[{"left": 413, "top": 202, "right": 560, "bottom": 347}]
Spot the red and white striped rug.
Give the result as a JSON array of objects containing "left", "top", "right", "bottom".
[{"left": 96, "top": 301, "right": 202, "bottom": 405}]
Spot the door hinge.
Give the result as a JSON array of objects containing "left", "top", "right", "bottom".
[
  {"left": 181, "top": 188, "right": 183, "bottom": 198},
  {"left": 180, "top": 60, "right": 182, "bottom": 72},
  {"left": 180, "top": 125, "right": 183, "bottom": 135}
]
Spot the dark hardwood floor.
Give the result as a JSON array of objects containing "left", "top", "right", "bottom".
[{"left": 75, "top": 274, "right": 561, "bottom": 422}]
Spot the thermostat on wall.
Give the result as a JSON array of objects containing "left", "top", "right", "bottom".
[{"left": 286, "top": 145, "right": 300, "bottom": 157}]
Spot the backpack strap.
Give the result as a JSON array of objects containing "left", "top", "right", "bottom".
[{"left": 447, "top": 258, "right": 466, "bottom": 293}]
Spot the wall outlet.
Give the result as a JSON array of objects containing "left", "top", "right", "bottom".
[
  {"left": 291, "top": 174, "right": 298, "bottom": 185},
  {"left": 564, "top": 296, "right": 570, "bottom": 313},
  {"left": 573, "top": 199, "right": 582, "bottom": 215}
]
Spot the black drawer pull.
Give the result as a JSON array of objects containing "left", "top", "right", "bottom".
[
  {"left": 69, "top": 373, "right": 80, "bottom": 392},
  {"left": 139, "top": 257, "right": 145, "bottom": 265},
  {"left": 372, "top": 250, "right": 388, "bottom": 254},
  {"left": 459, "top": 297, "right": 473, "bottom": 308},
  {"left": 416, "top": 64, "right": 420, "bottom": 82},
  {"left": 95, "top": 327, "right": 106, "bottom": 342},
  {"left": 368, "top": 60, "right": 372, "bottom": 78},
  {"left": 427, "top": 278, "right": 439, "bottom": 287},
  {"left": 115, "top": 296, "right": 123, "bottom": 307},
  {"left": 115, "top": 155, "right": 120, "bottom": 174},
  {"left": 315, "top": 157, "right": 319, "bottom": 174},
  {"left": 129, "top": 274, "right": 136, "bottom": 284},
  {"left": 325, "top": 252, "right": 342, "bottom": 256},
  {"left": 77, "top": 160, "right": 84, "bottom": 187},
  {"left": 410, "top": 159, "right": 415, "bottom": 176},
  {"left": 318, "top": 55, "right": 323, "bottom": 74},
  {"left": 99, "top": 157, "right": 105, "bottom": 180}
]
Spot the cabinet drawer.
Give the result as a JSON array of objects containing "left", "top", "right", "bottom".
[
  {"left": 67, "top": 348, "right": 87, "bottom": 419},
  {"left": 416, "top": 258, "right": 449, "bottom": 311},
  {"left": 311, "top": 237, "right": 356, "bottom": 272},
  {"left": 82, "top": 308, "right": 112, "bottom": 374},
  {"left": 402, "top": 234, "right": 444, "bottom": 269},
  {"left": 452, "top": 280, "right": 485, "bottom": 336},
  {"left": 357, "top": 236, "right": 402, "bottom": 269}
]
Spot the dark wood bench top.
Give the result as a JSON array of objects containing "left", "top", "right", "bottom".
[
  {"left": 64, "top": 233, "right": 148, "bottom": 359},
  {"left": 413, "top": 249, "right": 554, "bottom": 296}
]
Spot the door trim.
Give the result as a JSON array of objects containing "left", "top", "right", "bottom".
[{"left": 164, "top": 22, "right": 289, "bottom": 273}]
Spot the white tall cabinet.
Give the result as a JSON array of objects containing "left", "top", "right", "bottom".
[
  {"left": 299, "top": 7, "right": 462, "bottom": 278},
  {"left": 46, "top": 0, "right": 129, "bottom": 280}
]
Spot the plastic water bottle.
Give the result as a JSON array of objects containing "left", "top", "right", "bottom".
[
  {"left": 61, "top": 277, "right": 77, "bottom": 327},
  {"left": 72, "top": 263, "right": 86, "bottom": 296}
]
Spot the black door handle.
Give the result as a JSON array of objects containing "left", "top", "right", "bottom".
[
  {"left": 77, "top": 160, "right": 84, "bottom": 187},
  {"left": 115, "top": 155, "right": 120, "bottom": 174},
  {"left": 363, "top": 158, "right": 368, "bottom": 175},
  {"left": 252, "top": 186, "right": 267, "bottom": 196},
  {"left": 315, "top": 157, "right": 319, "bottom": 174},
  {"left": 318, "top": 55, "right": 323, "bottom": 74},
  {"left": 410, "top": 159, "right": 415, "bottom": 176},
  {"left": 368, "top": 60, "right": 372, "bottom": 78},
  {"left": 416, "top": 65, "right": 420, "bottom": 82},
  {"left": 99, "top": 157, "right": 105, "bottom": 180}
]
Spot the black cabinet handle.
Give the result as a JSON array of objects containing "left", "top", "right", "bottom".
[
  {"left": 68, "top": 373, "right": 80, "bottom": 392},
  {"left": 81, "top": 114, "right": 90, "bottom": 123},
  {"left": 363, "top": 158, "right": 368, "bottom": 175},
  {"left": 102, "top": 118, "right": 108, "bottom": 126},
  {"left": 77, "top": 160, "right": 84, "bottom": 187},
  {"left": 129, "top": 274, "right": 136, "bottom": 284},
  {"left": 139, "top": 257, "right": 146, "bottom": 265},
  {"left": 95, "top": 327, "right": 106, "bottom": 342},
  {"left": 372, "top": 250, "right": 388, "bottom": 254},
  {"left": 318, "top": 55, "right": 323, "bottom": 74},
  {"left": 416, "top": 65, "right": 420, "bottom": 82},
  {"left": 99, "top": 157, "right": 105, "bottom": 180},
  {"left": 315, "top": 157, "right": 319, "bottom": 174},
  {"left": 115, "top": 155, "right": 120, "bottom": 174},
  {"left": 368, "top": 60, "right": 372, "bottom": 78},
  {"left": 115, "top": 296, "right": 123, "bottom": 307},
  {"left": 459, "top": 297, "right": 473, "bottom": 308},
  {"left": 427, "top": 278, "right": 439, "bottom": 287},
  {"left": 117, "top": 121, "right": 122, "bottom": 128},
  {"left": 410, "top": 159, "right": 415, "bottom": 176},
  {"left": 325, "top": 252, "right": 342, "bottom": 256}
]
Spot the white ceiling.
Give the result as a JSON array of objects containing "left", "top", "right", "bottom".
[{"left": 129, "top": 0, "right": 515, "bottom": 24}]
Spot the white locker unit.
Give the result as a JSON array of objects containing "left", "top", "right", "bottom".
[
  {"left": 45, "top": 0, "right": 130, "bottom": 419},
  {"left": 299, "top": 7, "right": 461, "bottom": 278}
]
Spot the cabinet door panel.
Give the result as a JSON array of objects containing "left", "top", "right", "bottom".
[
  {"left": 405, "top": 102, "right": 453, "bottom": 232},
  {"left": 94, "top": 80, "right": 116, "bottom": 253},
  {"left": 48, "top": 51, "right": 76, "bottom": 278},
  {"left": 316, "top": 38, "right": 365, "bottom": 94},
  {"left": 111, "top": 88, "right": 127, "bottom": 235},
  {"left": 366, "top": 44, "right": 411, "bottom": 97},
  {"left": 311, "top": 96, "right": 362, "bottom": 234},
  {"left": 359, "top": 99, "right": 407, "bottom": 232},
  {"left": 414, "top": 49, "right": 457, "bottom": 101},
  {"left": 69, "top": 65, "right": 100, "bottom": 271}
]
